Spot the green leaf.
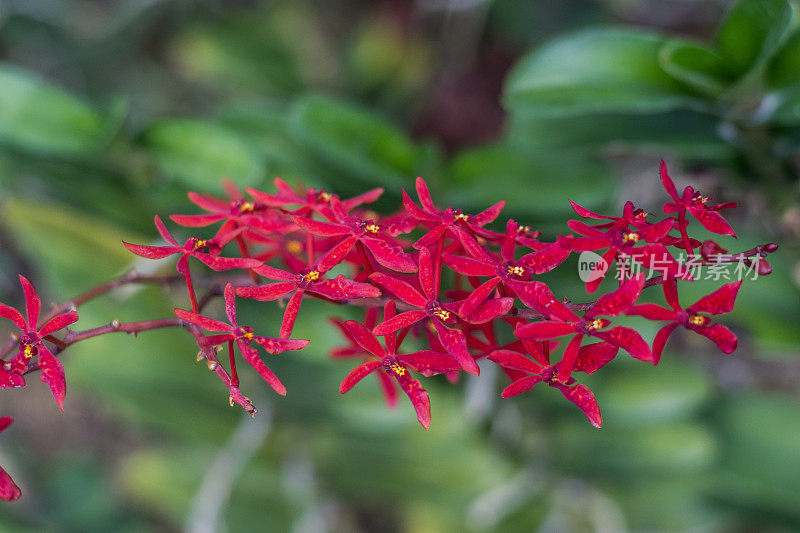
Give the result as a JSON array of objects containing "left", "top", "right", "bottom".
[
  {"left": 659, "top": 40, "right": 736, "bottom": 97},
  {"left": 507, "top": 110, "right": 736, "bottom": 160},
  {"left": 288, "top": 95, "right": 419, "bottom": 189},
  {"left": 445, "top": 143, "right": 616, "bottom": 219},
  {"left": 717, "top": 0, "right": 799, "bottom": 72},
  {"left": 143, "top": 119, "right": 264, "bottom": 189},
  {"left": 504, "top": 29, "right": 701, "bottom": 117},
  {"left": 0, "top": 63, "right": 110, "bottom": 156}
]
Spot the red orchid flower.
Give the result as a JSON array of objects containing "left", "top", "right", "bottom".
[
  {"left": 329, "top": 308, "right": 401, "bottom": 407},
  {"left": 235, "top": 239, "right": 381, "bottom": 338},
  {"left": 123, "top": 215, "right": 262, "bottom": 311},
  {"left": 338, "top": 302, "right": 461, "bottom": 429},
  {"left": 488, "top": 335, "right": 618, "bottom": 428},
  {"left": 568, "top": 200, "right": 652, "bottom": 231},
  {"left": 0, "top": 276, "right": 78, "bottom": 410},
  {"left": 247, "top": 178, "right": 383, "bottom": 217},
  {"left": 401, "top": 177, "right": 505, "bottom": 257},
  {"left": 515, "top": 274, "right": 652, "bottom": 382},
  {"left": 660, "top": 160, "right": 737, "bottom": 237},
  {"left": 561, "top": 216, "right": 686, "bottom": 292},
  {"left": 291, "top": 197, "right": 417, "bottom": 273},
  {"left": 369, "top": 248, "right": 485, "bottom": 375},
  {"left": 444, "top": 239, "right": 570, "bottom": 316},
  {"left": 628, "top": 279, "right": 741, "bottom": 363},
  {"left": 175, "top": 283, "right": 308, "bottom": 395},
  {"left": 0, "top": 417, "right": 20, "bottom": 501}
]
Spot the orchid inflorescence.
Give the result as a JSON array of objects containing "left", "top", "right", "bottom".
[{"left": 0, "top": 161, "right": 778, "bottom": 501}]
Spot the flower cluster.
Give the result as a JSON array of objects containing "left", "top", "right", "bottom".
[{"left": 0, "top": 161, "right": 777, "bottom": 500}]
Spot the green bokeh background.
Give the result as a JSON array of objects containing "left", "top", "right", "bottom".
[{"left": 0, "top": 0, "right": 799, "bottom": 531}]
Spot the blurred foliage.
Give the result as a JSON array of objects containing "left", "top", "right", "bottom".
[{"left": 0, "top": 0, "right": 798, "bottom": 532}]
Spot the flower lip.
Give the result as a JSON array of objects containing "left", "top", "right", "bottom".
[
  {"left": 504, "top": 263, "right": 528, "bottom": 279},
  {"left": 425, "top": 301, "right": 452, "bottom": 322},
  {"left": 382, "top": 356, "right": 407, "bottom": 377},
  {"left": 583, "top": 318, "right": 609, "bottom": 333},
  {"left": 296, "top": 269, "right": 321, "bottom": 288},
  {"left": 235, "top": 325, "right": 254, "bottom": 340},
  {"left": 186, "top": 237, "right": 207, "bottom": 251}
]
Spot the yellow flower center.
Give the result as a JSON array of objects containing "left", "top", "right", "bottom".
[
  {"left": 507, "top": 265, "right": 526, "bottom": 277},
  {"left": 239, "top": 201, "right": 255, "bottom": 213},
  {"left": 243, "top": 332, "right": 254, "bottom": 340},
  {"left": 304, "top": 270, "right": 320, "bottom": 282},
  {"left": 318, "top": 192, "right": 332, "bottom": 202},
  {"left": 286, "top": 241, "right": 303, "bottom": 254},
  {"left": 689, "top": 315, "right": 708, "bottom": 326},
  {"left": 587, "top": 319, "right": 605, "bottom": 331},
  {"left": 389, "top": 362, "right": 406, "bottom": 376},
  {"left": 623, "top": 232, "right": 640, "bottom": 243},
  {"left": 23, "top": 344, "right": 34, "bottom": 359},
  {"left": 517, "top": 225, "right": 531, "bottom": 234},
  {"left": 454, "top": 213, "right": 469, "bottom": 222},
  {"left": 432, "top": 307, "right": 451, "bottom": 321},
  {"left": 364, "top": 223, "right": 380, "bottom": 234}
]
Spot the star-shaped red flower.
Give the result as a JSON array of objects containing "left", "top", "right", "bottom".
[
  {"left": 338, "top": 302, "right": 461, "bottom": 429},
  {"left": 175, "top": 284, "right": 309, "bottom": 395},
  {"left": 0, "top": 275, "right": 79, "bottom": 410}
]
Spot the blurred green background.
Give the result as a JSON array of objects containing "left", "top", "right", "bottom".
[{"left": 0, "top": 0, "right": 799, "bottom": 531}]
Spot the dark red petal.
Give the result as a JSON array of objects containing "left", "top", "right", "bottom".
[
  {"left": 568, "top": 200, "right": 613, "bottom": 220},
  {"left": 200, "top": 334, "right": 236, "bottom": 345},
  {"left": 417, "top": 247, "right": 438, "bottom": 301},
  {"left": 662, "top": 279, "right": 682, "bottom": 311},
  {"left": 627, "top": 304, "right": 676, "bottom": 321},
  {"left": 464, "top": 297, "right": 513, "bottom": 324},
  {"left": 689, "top": 281, "right": 741, "bottom": 315},
  {"left": 382, "top": 301, "right": 398, "bottom": 355},
  {"left": 253, "top": 336, "right": 309, "bottom": 354},
  {"left": 459, "top": 277, "right": 501, "bottom": 317},
  {"left": 443, "top": 254, "right": 495, "bottom": 277},
  {"left": 573, "top": 342, "right": 618, "bottom": 374},
  {"left": 169, "top": 213, "right": 226, "bottom": 227},
  {"left": 174, "top": 308, "right": 234, "bottom": 332},
  {"left": 373, "top": 310, "right": 427, "bottom": 335},
  {"left": 0, "top": 303, "right": 27, "bottom": 331},
  {"left": 556, "top": 334, "right": 584, "bottom": 382},
  {"left": 589, "top": 273, "right": 644, "bottom": 317},
  {"left": 236, "top": 283, "right": 296, "bottom": 301},
  {"left": 342, "top": 187, "right": 384, "bottom": 210},
  {"left": 223, "top": 284, "right": 237, "bottom": 326},
  {"left": 188, "top": 191, "right": 228, "bottom": 212},
  {"left": 397, "top": 375, "right": 432, "bottom": 429},
  {"left": 339, "top": 360, "right": 383, "bottom": 393},
  {"left": 432, "top": 321, "right": 479, "bottom": 375},
  {"left": 39, "top": 310, "right": 78, "bottom": 337},
  {"left": 122, "top": 242, "right": 180, "bottom": 259},
  {"left": 501, "top": 376, "right": 541, "bottom": 398},
  {"left": 585, "top": 247, "right": 617, "bottom": 294},
  {"left": 412, "top": 224, "right": 448, "bottom": 250},
  {"left": 368, "top": 273, "right": 426, "bottom": 307},
  {"left": 692, "top": 323, "right": 737, "bottom": 353},
  {"left": 506, "top": 280, "right": 579, "bottom": 322},
  {"left": 316, "top": 236, "right": 360, "bottom": 273},
  {"left": 638, "top": 217, "right": 674, "bottom": 242},
  {"left": 519, "top": 242, "right": 571, "bottom": 274},
  {"left": 566, "top": 220, "right": 607, "bottom": 238},
  {"left": 659, "top": 160, "right": 681, "bottom": 202},
  {"left": 38, "top": 346, "right": 66, "bottom": 411},
  {"left": 18, "top": 275, "right": 40, "bottom": 330},
  {"left": 487, "top": 349, "right": 543, "bottom": 374},
  {"left": 311, "top": 276, "right": 381, "bottom": 300},
  {"left": 470, "top": 201, "right": 505, "bottom": 226},
  {"left": 399, "top": 351, "right": 462, "bottom": 376},
  {"left": 194, "top": 253, "right": 261, "bottom": 272},
  {"left": 0, "top": 367, "right": 25, "bottom": 388},
  {"left": 376, "top": 371, "right": 399, "bottom": 408},
  {"left": 451, "top": 226, "right": 487, "bottom": 260},
  {"left": 279, "top": 291, "right": 305, "bottom": 339},
  {"left": 516, "top": 320, "right": 577, "bottom": 340},
  {"left": 688, "top": 206, "right": 736, "bottom": 237},
  {"left": 415, "top": 177, "right": 437, "bottom": 212},
  {"left": 236, "top": 341, "right": 286, "bottom": 395},
  {"left": 361, "top": 237, "right": 418, "bottom": 273},
  {"left": 340, "top": 320, "right": 386, "bottom": 358},
  {"left": 253, "top": 264, "right": 295, "bottom": 281},
  {"left": 402, "top": 189, "right": 439, "bottom": 221},
  {"left": 592, "top": 326, "right": 653, "bottom": 362},
  {"left": 291, "top": 215, "right": 350, "bottom": 236},
  {"left": 154, "top": 215, "right": 178, "bottom": 245},
  {"left": 555, "top": 383, "right": 602, "bottom": 428},
  {"left": 0, "top": 417, "right": 11, "bottom": 432},
  {"left": 652, "top": 323, "right": 679, "bottom": 365}
]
